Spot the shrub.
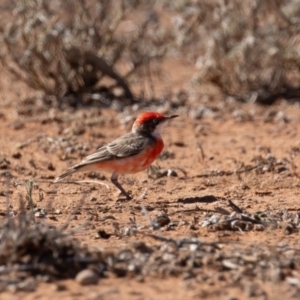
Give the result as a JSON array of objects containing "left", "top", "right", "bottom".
[
  {"left": 1, "top": 0, "right": 169, "bottom": 105},
  {"left": 163, "top": 0, "right": 300, "bottom": 103}
]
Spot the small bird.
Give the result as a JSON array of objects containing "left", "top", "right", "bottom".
[{"left": 54, "top": 111, "right": 178, "bottom": 199}]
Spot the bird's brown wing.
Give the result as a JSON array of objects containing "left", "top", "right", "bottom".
[
  {"left": 107, "top": 133, "right": 154, "bottom": 158},
  {"left": 75, "top": 133, "right": 154, "bottom": 167}
]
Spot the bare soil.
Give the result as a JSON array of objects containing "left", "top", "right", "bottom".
[{"left": 1, "top": 63, "right": 300, "bottom": 300}]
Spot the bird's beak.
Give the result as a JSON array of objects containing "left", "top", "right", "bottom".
[{"left": 164, "top": 115, "right": 179, "bottom": 121}]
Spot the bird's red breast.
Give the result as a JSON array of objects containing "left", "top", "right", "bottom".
[{"left": 95, "top": 138, "right": 164, "bottom": 174}]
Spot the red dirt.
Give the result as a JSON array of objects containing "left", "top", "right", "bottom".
[{"left": 1, "top": 59, "right": 300, "bottom": 300}]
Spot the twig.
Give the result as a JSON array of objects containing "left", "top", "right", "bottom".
[
  {"left": 171, "top": 207, "right": 219, "bottom": 215},
  {"left": 197, "top": 142, "right": 205, "bottom": 163},
  {"left": 26, "top": 180, "right": 35, "bottom": 213},
  {"left": 51, "top": 179, "right": 110, "bottom": 189},
  {"left": 214, "top": 207, "right": 231, "bottom": 215},
  {"left": 137, "top": 231, "right": 221, "bottom": 248},
  {"left": 140, "top": 188, "right": 148, "bottom": 200},
  {"left": 5, "top": 172, "right": 11, "bottom": 217},
  {"left": 240, "top": 214, "right": 263, "bottom": 225},
  {"left": 136, "top": 231, "right": 177, "bottom": 244},
  {"left": 140, "top": 203, "right": 160, "bottom": 230},
  {"left": 196, "top": 163, "right": 263, "bottom": 178},
  {"left": 228, "top": 200, "right": 243, "bottom": 213}
]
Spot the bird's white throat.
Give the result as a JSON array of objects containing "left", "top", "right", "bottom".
[{"left": 151, "top": 122, "right": 165, "bottom": 138}]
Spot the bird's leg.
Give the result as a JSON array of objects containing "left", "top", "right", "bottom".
[{"left": 110, "top": 172, "right": 132, "bottom": 200}]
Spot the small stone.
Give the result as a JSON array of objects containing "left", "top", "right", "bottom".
[
  {"left": 75, "top": 269, "right": 99, "bottom": 285},
  {"left": 189, "top": 224, "right": 198, "bottom": 230},
  {"left": 167, "top": 169, "right": 178, "bottom": 177},
  {"left": 54, "top": 283, "right": 67, "bottom": 291},
  {"left": 287, "top": 277, "right": 300, "bottom": 286},
  {"left": 72, "top": 125, "right": 85, "bottom": 135},
  {"left": 7, "top": 284, "right": 17, "bottom": 293},
  {"left": 136, "top": 275, "right": 144, "bottom": 282},
  {"left": 34, "top": 212, "right": 41, "bottom": 218},
  {"left": 11, "top": 120, "right": 24, "bottom": 130},
  {"left": 152, "top": 213, "right": 170, "bottom": 227},
  {"left": 21, "top": 280, "right": 36, "bottom": 291},
  {"left": 284, "top": 224, "right": 294, "bottom": 235},
  {"left": 0, "top": 158, "right": 10, "bottom": 170},
  {"left": 55, "top": 209, "right": 62, "bottom": 215},
  {"left": 12, "top": 152, "right": 22, "bottom": 159},
  {"left": 97, "top": 229, "right": 111, "bottom": 239},
  {"left": 90, "top": 197, "right": 97, "bottom": 202},
  {"left": 37, "top": 275, "right": 51, "bottom": 283},
  {"left": 173, "top": 141, "right": 185, "bottom": 147},
  {"left": 216, "top": 273, "right": 226, "bottom": 281},
  {"left": 48, "top": 163, "right": 55, "bottom": 171},
  {"left": 254, "top": 224, "right": 264, "bottom": 231},
  {"left": 222, "top": 259, "right": 238, "bottom": 269}
]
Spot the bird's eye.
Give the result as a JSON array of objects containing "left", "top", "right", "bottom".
[{"left": 152, "top": 119, "right": 158, "bottom": 124}]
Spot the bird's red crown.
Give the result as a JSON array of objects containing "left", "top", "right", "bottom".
[{"left": 134, "top": 111, "right": 165, "bottom": 126}]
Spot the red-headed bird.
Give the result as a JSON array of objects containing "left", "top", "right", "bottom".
[{"left": 54, "top": 112, "right": 178, "bottom": 199}]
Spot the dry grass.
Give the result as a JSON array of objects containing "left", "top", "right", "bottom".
[
  {"left": 0, "top": 0, "right": 170, "bottom": 106},
  {"left": 1, "top": 195, "right": 300, "bottom": 295},
  {"left": 2, "top": 0, "right": 300, "bottom": 106},
  {"left": 161, "top": 0, "right": 300, "bottom": 103}
]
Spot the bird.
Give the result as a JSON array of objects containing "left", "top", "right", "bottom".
[{"left": 54, "top": 111, "right": 178, "bottom": 199}]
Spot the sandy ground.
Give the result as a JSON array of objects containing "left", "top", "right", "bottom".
[{"left": 1, "top": 63, "right": 300, "bottom": 300}]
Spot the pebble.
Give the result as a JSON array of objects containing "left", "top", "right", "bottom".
[
  {"left": 34, "top": 212, "right": 42, "bottom": 218},
  {"left": 167, "top": 169, "right": 178, "bottom": 177},
  {"left": 75, "top": 269, "right": 99, "bottom": 285}
]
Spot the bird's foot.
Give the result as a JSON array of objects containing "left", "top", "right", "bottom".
[
  {"left": 115, "top": 191, "right": 132, "bottom": 202},
  {"left": 116, "top": 196, "right": 132, "bottom": 202}
]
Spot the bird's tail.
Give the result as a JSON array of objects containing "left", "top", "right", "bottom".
[
  {"left": 53, "top": 169, "right": 77, "bottom": 183},
  {"left": 54, "top": 163, "right": 97, "bottom": 183}
]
